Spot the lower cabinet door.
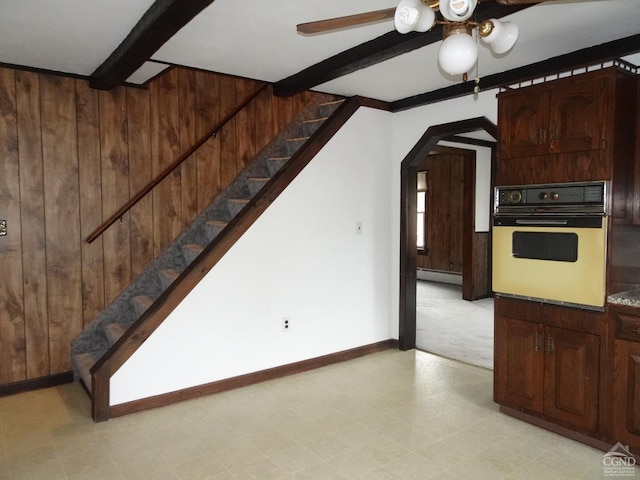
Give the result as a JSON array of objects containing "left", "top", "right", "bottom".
[
  {"left": 495, "top": 316, "right": 544, "bottom": 413},
  {"left": 614, "top": 340, "right": 640, "bottom": 450},
  {"left": 544, "top": 325, "right": 600, "bottom": 434}
]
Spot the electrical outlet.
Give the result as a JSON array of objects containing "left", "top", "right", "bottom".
[
  {"left": 282, "top": 317, "right": 291, "bottom": 331},
  {"left": 0, "top": 220, "right": 6, "bottom": 236}
]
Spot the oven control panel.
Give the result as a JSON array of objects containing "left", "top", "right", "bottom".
[{"left": 494, "top": 181, "right": 607, "bottom": 215}]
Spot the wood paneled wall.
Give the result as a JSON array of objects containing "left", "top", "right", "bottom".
[
  {"left": 0, "top": 66, "right": 317, "bottom": 386},
  {"left": 416, "top": 150, "right": 464, "bottom": 273}
]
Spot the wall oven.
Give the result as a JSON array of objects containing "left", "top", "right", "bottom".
[{"left": 492, "top": 181, "right": 608, "bottom": 311}]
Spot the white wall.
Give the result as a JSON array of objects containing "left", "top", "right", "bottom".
[
  {"left": 389, "top": 90, "right": 499, "bottom": 338},
  {"left": 110, "top": 107, "right": 394, "bottom": 405}
]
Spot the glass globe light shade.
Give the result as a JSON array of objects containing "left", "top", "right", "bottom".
[
  {"left": 394, "top": 0, "right": 436, "bottom": 34},
  {"left": 480, "top": 19, "right": 518, "bottom": 54},
  {"left": 438, "top": 32, "right": 478, "bottom": 75},
  {"left": 439, "top": 0, "right": 478, "bottom": 22}
]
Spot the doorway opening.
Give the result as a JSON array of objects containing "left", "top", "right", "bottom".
[
  {"left": 398, "top": 117, "right": 497, "bottom": 352},
  {"left": 413, "top": 144, "right": 494, "bottom": 368}
]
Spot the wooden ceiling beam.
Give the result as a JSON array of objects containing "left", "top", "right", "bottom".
[
  {"left": 391, "top": 33, "right": 640, "bottom": 111},
  {"left": 89, "top": 0, "right": 215, "bottom": 90},
  {"left": 273, "top": 3, "right": 529, "bottom": 98}
]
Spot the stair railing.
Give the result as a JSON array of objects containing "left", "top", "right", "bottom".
[{"left": 85, "top": 82, "right": 269, "bottom": 244}]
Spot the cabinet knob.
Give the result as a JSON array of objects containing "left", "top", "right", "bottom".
[{"left": 547, "top": 335, "right": 555, "bottom": 354}]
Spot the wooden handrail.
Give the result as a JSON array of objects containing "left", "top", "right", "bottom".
[
  {"left": 85, "top": 82, "right": 270, "bottom": 244},
  {"left": 89, "top": 94, "right": 358, "bottom": 421}
]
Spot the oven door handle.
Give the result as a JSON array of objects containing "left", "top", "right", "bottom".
[{"left": 515, "top": 219, "right": 568, "bottom": 226}]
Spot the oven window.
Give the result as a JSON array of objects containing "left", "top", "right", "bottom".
[{"left": 512, "top": 232, "right": 578, "bottom": 262}]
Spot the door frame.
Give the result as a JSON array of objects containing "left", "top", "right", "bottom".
[{"left": 398, "top": 117, "right": 497, "bottom": 351}]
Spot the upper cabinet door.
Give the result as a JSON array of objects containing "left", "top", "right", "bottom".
[
  {"left": 498, "top": 87, "right": 550, "bottom": 159},
  {"left": 549, "top": 76, "right": 608, "bottom": 155}
]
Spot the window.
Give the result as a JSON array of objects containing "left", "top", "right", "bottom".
[{"left": 417, "top": 171, "right": 427, "bottom": 251}]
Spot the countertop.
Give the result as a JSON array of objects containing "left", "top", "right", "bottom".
[{"left": 608, "top": 288, "right": 640, "bottom": 308}]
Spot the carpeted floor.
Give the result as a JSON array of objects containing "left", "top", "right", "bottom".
[{"left": 416, "top": 280, "right": 494, "bottom": 370}]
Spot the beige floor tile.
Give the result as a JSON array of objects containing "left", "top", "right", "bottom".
[
  {"left": 1, "top": 457, "right": 67, "bottom": 480},
  {"left": 327, "top": 447, "right": 382, "bottom": 478},
  {"left": 302, "top": 434, "right": 350, "bottom": 461},
  {"left": 267, "top": 443, "right": 323, "bottom": 473},
  {"left": 1, "top": 349, "right": 631, "bottom": 480},
  {"left": 173, "top": 453, "right": 228, "bottom": 479},
  {"left": 212, "top": 438, "right": 267, "bottom": 471},
  {"left": 228, "top": 457, "right": 286, "bottom": 479}
]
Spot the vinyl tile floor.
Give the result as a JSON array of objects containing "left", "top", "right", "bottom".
[
  {"left": 0, "top": 349, "right": 630, "bottom": 479},
  {"left": 416, "top": 280, "right": 494, "bottom": 369}
]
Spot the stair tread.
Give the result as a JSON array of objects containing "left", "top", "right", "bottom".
[
  {"left": 319, "top": 99, "right": 345, "bottom": 106},
  {"left": 287, "top": 136, "right": 310, "bottom": 142},
  {"left": 207, "top": 220, "right": 229, "bottom": 228},
  {"left": 248, "top": 177, "right": 270, "bottom": 181},
  {"left": 132, "top": 295, "right": 153, "bottom": 307},
  {"left": 160, "top": 268, "right": 180, "bottom": 276},
  {"left": 303, "top": 117, "right": 328, "bottom": 124},
  {"left": 184, "top": 244, "right": 204, "bottom": 252},
  {"left": 104, "top": 323, "right": 126, "bottom": 346},
  {"left": 131, "top": 295, "right": 154, "bottom": 318},
  {"left": 268, "top": 156, "right": 291, "bottom": 161},
  {"left": 229, "top": 198, "right": 250, "bottom": 203}
]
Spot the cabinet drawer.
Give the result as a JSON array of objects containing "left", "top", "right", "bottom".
[{"left": 612, "top": 309, "right": 640, "bottom": 342}]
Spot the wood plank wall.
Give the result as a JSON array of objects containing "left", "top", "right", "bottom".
[{"left": 0, "top": 66, "right": 318, "bottom": 386}]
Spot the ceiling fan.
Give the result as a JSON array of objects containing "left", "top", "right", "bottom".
[{"left": 297, "top": 0, "right": 552, "bottom": 76}]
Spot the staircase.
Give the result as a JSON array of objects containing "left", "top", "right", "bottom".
[{"left": 71, "top": 94, "right": 348, "bottom": 414}]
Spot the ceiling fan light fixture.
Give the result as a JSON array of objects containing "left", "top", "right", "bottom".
[
  {"left": 438, "top": 25, "right": 478, "bottom": 75},
  {"left": 479, "top": 18, "right": 519, "bottom": 54},
  {"left": 394, "top": 0, "right": 436, "bottom": 33},
  {"left": 439, "top": 0, "right": 478, "bottom": 22}
]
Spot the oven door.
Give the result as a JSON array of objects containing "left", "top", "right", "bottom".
[{"left": 492, "top": 216, "right": 606, "bottom": 310}]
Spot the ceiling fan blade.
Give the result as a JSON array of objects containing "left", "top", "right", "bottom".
[{"left": 297, "top": 8, "right": 396, "bottom": 34}]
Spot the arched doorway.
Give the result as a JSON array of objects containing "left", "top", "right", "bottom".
[{"left": 398, "top": 117, "right": 497, "bottom": 350}]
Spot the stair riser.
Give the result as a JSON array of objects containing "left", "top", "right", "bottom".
[
  {"left": 205, "top": 222, "right": 226, "bottom": 240},
  {"left": 248, "top": 179, "right": 269, "bottom": 197},
  {"left": 104, "top": 323, "right": 126, "bottom": 347},
  {"left": 182, "top": 245, "right": 203, "bottom": 265},
  {"left": 317, "top": 102, "right": 344, "bottom": 118},
  {"left": 227, "top": 200, "right": 249, "bottom": 218},
  {"left": 285, "top": 138, "right": 309, "bottom": 156},
  {"left": 132, "top": 295, "right": 153, "bottom": 318},
  {"left": 300, "top": 119, "right": 326, "bottom": 137},
  {"left": 267, "top": 159, "right": 288, "bottom": 177},
  {"left": 158, "top": 270, "right": 179, "bottom": 291}
]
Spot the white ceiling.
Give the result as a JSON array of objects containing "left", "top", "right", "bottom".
[{"left": 1, "top": 0, "right": 639, "bottom": 102}]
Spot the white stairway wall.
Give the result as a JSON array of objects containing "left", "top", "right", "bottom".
[{"left": 110, "top": 107, "right": 394, "bottom": 406}]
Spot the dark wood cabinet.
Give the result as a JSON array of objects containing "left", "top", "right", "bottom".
[
  {"left": 634, "top": 78, "right": 640, "bottom": 225},
  {"left": 614, "top": 339, "right": 640, "bottom": 451},
  {"left": 543, "top": 324, "right": 600, "bottom": 433},
  {"left": 499, "top": 73, "right": 607, "bottom": 160},
  {"left": 496, "top": 67, "right": 636, "bottom": 188},
  {"left": 495, "top": 315, "right": 543, "bottom": 412},
  {"left": 494, "top": 65, "right": 639, "bottom": 452},
  {"left": 611, "top": 305, "right": 640, "bottom": 451},
  {"left": 495, "top": 297, "right": 601, "bottom": 434}
]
